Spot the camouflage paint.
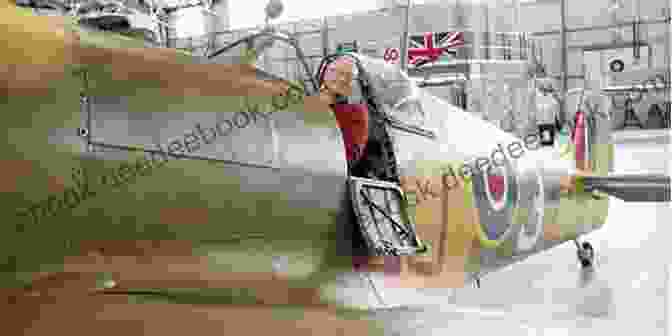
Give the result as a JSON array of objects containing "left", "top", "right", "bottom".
[
  {"left": 1, "top": 5, "right": 613, "bottom": 321},
  {"left": 2, "top": 6, "right": 353, "bottom": 308},
  {"left": 394, "top": 137, "right": 613, "bottom": 283}
]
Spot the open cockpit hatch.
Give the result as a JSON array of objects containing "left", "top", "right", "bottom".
[{"left": 317, "top": 53, "right": 426, "bottom": 257}]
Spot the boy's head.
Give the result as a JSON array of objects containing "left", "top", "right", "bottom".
[{"left": 323, "top": 56, "right": 357, "bottom": 97}]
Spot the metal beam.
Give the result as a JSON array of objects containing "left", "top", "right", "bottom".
[
  {"left": 531, "top": 17, "right": 671, "bottom": 36},
  {"left": 322, "top": 17, "right": 329, "bottom": 57},
  {"left": 666, "top": 6, "right": 671, "bottom": 78},
  {"left": 580, "top": 41, "right": 649, "bottom": 51},
  {"left": 601, "top": 84, "right": 671, "bottom": 95},
  {"left": 400, "top": 1, "right": 410, "bottom": 71},
  {"left": 559, "top": 0, "right": 567, "bottom": 126},
  {"left": 292, "top": 29, "right": 329, "bottom": 36},
  {"left": 548, "top": 73, "right": 585, "bottom": 79},
  {"left": 266, "top": 55, "right": 325, "bottom": 61}
]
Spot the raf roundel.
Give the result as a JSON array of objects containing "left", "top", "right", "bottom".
[{"left": 470, "top": 158, "right": 519, "bottom": 249}]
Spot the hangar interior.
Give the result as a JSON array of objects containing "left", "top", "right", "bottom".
[
  {"left": 23, "top": 0, "right": 670, "bottom": 139},
  {"left": 200, "top": 0, "right": 671, "bottom": 143}
]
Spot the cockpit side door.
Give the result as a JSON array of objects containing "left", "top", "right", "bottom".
[{"left": 380, "top": 92, "right": 448, "bottom": 264}]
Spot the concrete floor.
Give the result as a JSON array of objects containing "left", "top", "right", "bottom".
[{"left": 371, "top": 132, "right": 671, "bottom": 335}]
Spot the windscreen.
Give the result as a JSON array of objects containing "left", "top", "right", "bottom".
[
  {"left": 357, "top": 55, "right": 427, "bottom": 127},
  {"left": 209, "top": 31, "right": 318, "bottom": 94}
]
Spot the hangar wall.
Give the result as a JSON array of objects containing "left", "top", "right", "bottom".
[{"left": 209, "top": 0, "right": 669, "bottom": 134}]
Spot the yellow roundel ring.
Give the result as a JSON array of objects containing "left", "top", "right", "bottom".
[{"left": 461, "top": 175, "right": 504, "bottom": 249}]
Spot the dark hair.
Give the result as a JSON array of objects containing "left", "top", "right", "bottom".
[{"left": 334, "top": 94, "right": 348, "bottom": 105}]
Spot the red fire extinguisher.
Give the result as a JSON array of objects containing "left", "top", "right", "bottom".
[{"left": 572, "top": 110, "right": 588, "bottom": 170}]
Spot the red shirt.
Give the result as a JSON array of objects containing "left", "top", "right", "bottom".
[{"left": 331, "top": 103, "right": 369, "bottom": 161}]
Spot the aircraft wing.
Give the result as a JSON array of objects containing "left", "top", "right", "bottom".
[{"left": 579, "top": 174, "right": 671, "bottom": 202}]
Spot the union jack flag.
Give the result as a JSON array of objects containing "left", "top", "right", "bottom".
[{"left": 408, "top": 31, "right": 465, "bottom": 67}]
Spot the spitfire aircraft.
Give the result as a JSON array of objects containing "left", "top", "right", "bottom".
[{"left": 1, "top": 1, "right": 670, "bottom": 335}]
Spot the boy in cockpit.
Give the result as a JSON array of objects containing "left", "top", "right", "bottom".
[{"left": 318, "top": 57, "right": 370, "bottom": 169}]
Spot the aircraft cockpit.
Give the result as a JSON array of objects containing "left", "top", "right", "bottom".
[
  {"left": 353, "top": 55, "right": 434, "bottom": 136},
  {"left": 316, "top": 53, "right": 428, "bottom": 257},
  {"left": 208, "top": 28, "right": 320, "bottom": 95},
  {"left": 316, "top": 53, "right": 400, "bottom": 182},
  {"left": 315, "top": 53, "right": 434, "bottom": 181},
  {"left": 209, "top": 36, "right": 428, "bottom": 257}
]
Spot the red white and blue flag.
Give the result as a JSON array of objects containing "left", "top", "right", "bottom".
[{"left": 408, "top": 31, "right": 464, "bottom": 67}]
